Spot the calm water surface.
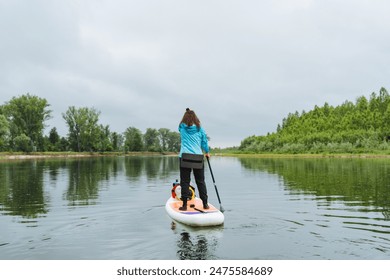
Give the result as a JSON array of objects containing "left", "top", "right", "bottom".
[{"left": 1, "top": 156, "right": 390, "bottom": 260}]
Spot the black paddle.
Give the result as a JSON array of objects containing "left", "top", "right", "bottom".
[
  {"left": 206, "top": 156, "right": 224, "bottom": 213},
  {"left": 190, "top": 204, "right": 206, "bottom": 213}
]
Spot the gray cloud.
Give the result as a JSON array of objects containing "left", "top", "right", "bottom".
[{"left": 1, "top": 0, "right": 390, "bottom": 147}]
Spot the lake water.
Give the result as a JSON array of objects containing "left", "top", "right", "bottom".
[{"left": 1, "top": 156, "right": 390, "bottom": 260}]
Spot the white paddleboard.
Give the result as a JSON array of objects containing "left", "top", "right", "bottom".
[{"left": 165, "top": 197, "right": 224, "bottom": 227}]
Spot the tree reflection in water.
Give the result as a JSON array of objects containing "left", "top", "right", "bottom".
[
  {"left": 0, "top": 156, "right": 179, "bottom": 219},
  {"left": 239, "top": 157, "right": 390, "bottom": 220}
]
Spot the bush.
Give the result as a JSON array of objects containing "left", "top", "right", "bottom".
[
  {"left": 14, "top": 134, "right": 33, "bottom": 152},
  {"left": 277, "top": 143, "right": 306, "bottom": 154}
]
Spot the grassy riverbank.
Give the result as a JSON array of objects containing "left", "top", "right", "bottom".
[{"left": 215, "top": 152, "right": 390, "bottom": 158}]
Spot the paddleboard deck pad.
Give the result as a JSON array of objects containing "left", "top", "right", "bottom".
[{"left": 165, "top": 197, "right": 224, "bottom": 227}]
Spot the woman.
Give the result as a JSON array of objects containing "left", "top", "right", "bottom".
[{"left": 178, "top": 108, "right": 210, "bottom": 211}]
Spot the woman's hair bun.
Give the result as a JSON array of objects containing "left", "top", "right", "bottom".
[{"left": 186, "top": 108, "right": 190, "bottom": 112}]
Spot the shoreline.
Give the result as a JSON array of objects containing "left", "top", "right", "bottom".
[
  {"left": 0, "top": 152, "right": 177, "bottom": 160},
  {"left": 2, "top": 151, "right": 390, "bottom": 160},
  {"left": 216, "top": 152, "right": 390, "bottom": 159}
]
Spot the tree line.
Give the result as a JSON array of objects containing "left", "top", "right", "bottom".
[
  {"left": 240, "top": 87, "right": 390, "bottom": 154},
  {"left": 0, "top": 93, "right": 180, "bottom": 153}
]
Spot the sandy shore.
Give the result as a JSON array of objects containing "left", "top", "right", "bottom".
[{"left": 0, "top": 154, "right": 102, "bottom": 160}]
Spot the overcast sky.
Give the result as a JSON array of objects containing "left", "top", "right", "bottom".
[{"left": 1, "top": 0, "right": 390, "bottom": 147}]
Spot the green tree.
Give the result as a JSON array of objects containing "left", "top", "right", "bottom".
[
  {"left": 166, "top": 131, "right": 180, "bottom": 152},
  {"left": 143, "top": 128, "right": 161, "bottom": 152},
  {"left": 4, "top": 93, "right": 52, "bottom": 151},
  {"left": 97, "top": 124, "right": 113, "bottom": 152},
  {"left": 124, "top": 127, "right": 143, "bottom": 152},
  {"left": 356, "top": 96, "right": 368, "bottom": 111},
  {"left": 46, "top": 127, "right": 60, "bottom": 151},
  {"left": 62, "top": 106, "right": 101, "bottom": 152},
  {"left": 49, "top": 127, "right": 60, "bottom": 144},
  {"left": 383, "top": 103, "right": 390, "bottom": 138},
  {"left": 58, "top": 137, "right": 69, "bottom": 151},
  {"left": 14, "top": 134, "right": 32, "bottom": 152},
  {"left": 0, "top": 114, "right": 10, "bottom": 151},
  {"left": 111, "top": 132, "right": 123, "bottom": 152},
  {"left": 158, "top": 128, "right": 170, "bottom": 151}
]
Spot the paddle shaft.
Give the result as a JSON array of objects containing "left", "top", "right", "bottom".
[{"left": 206, "top": 157, "right": 223, "bottom": 208}]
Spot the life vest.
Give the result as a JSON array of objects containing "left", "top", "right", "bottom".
[{"left": 171, "top": 182, "right": 195, "bottom": 201}]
